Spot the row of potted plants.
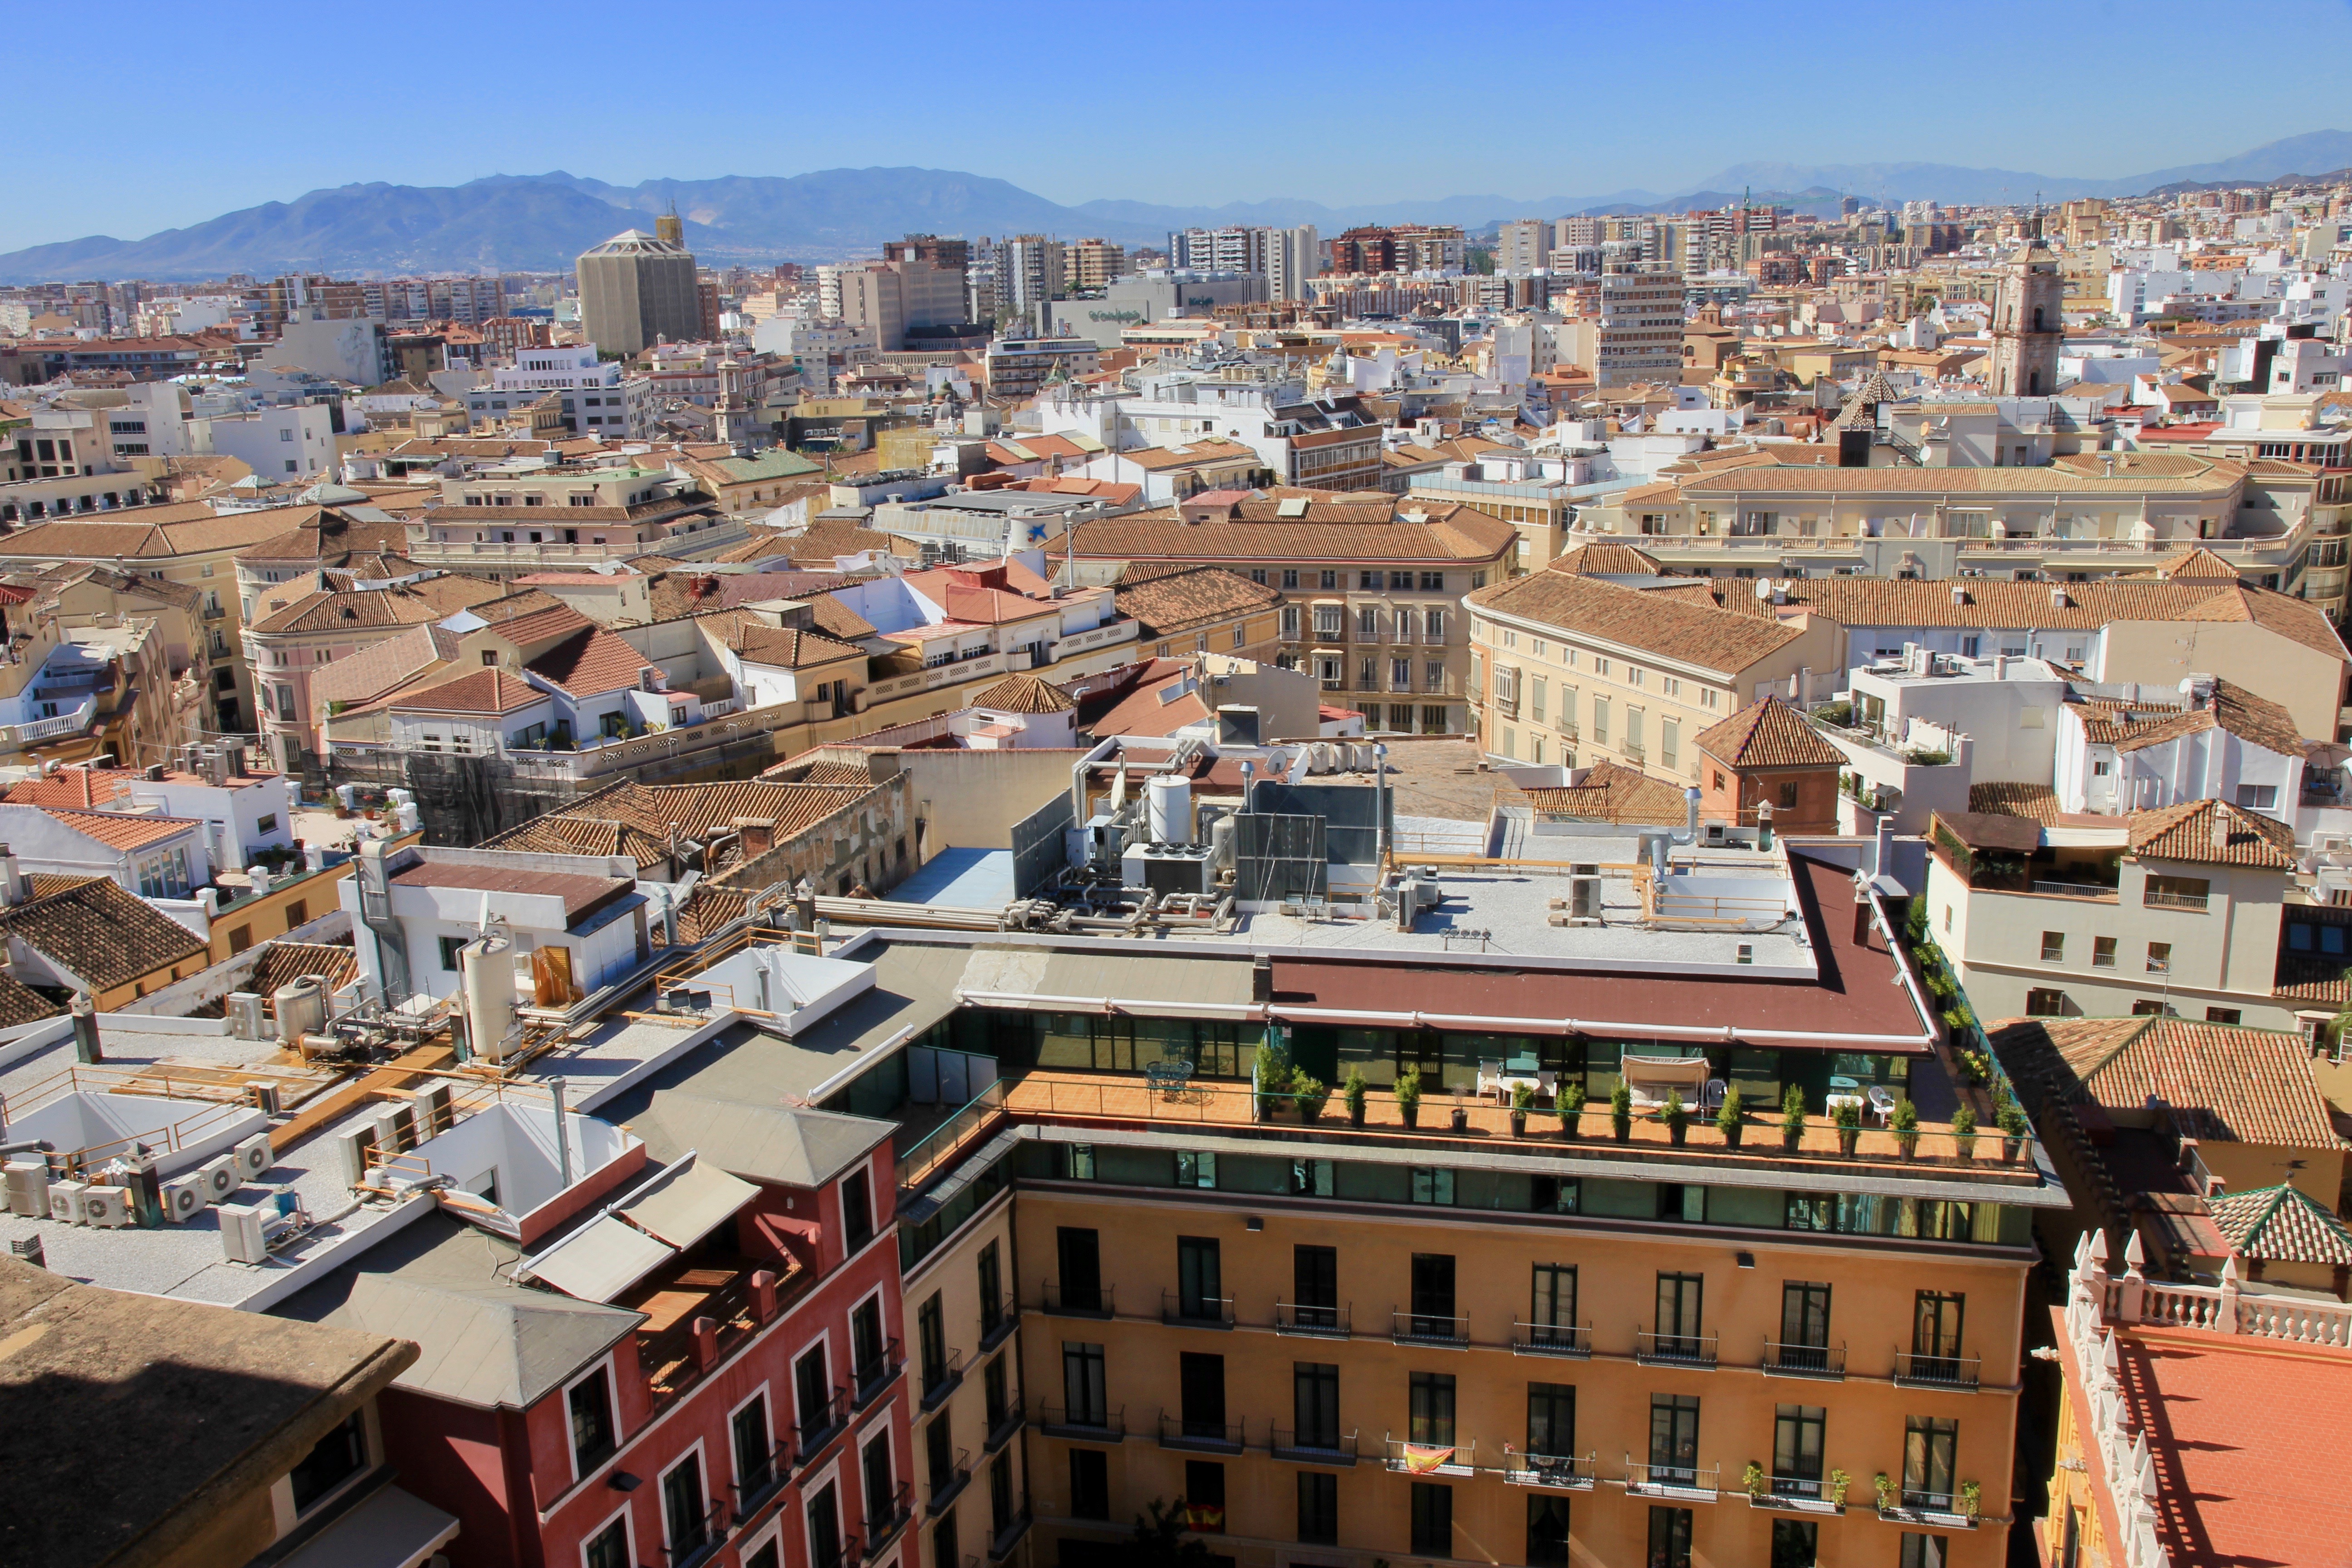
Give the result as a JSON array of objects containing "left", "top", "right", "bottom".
[
  {"left": 1253, "top": 1058, "right": 2029, "bottom": 1161},
  {"left": 1736, "top": 1464, "right": 1982, "bottom": 1519}
]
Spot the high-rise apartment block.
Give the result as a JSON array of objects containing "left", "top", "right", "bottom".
[
  {"left": 1593, "top": 267, "right": 1687, "bottom": 386},
  {"left": 1498, "top": 220, "right": 1553, "bottom": 272},
  {"left": 576, "top": 228, "right": 701, "bottom": 356},
  {"left": 1071, "top": 239, "right": 1129, "bottom": 291},
  {"left": 1165, "top": 226, "right": 1320, "bottom": 300}
]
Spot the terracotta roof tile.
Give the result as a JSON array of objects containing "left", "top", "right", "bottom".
[
  {"left": 1550, "top": 542, "right": 1664, "bottom": 577},
  {"left": 2129, "top": 797, "right": 2294, "bottom": 869},
  {"left": 1693, "top": 695, "right": 1843, "bottom": 770},
  {"left": 970, "top": 674, "right": 1075, "bottom": 714},
  {"left": 1064, "top": 501, "right": 1517, "bottom": 565},
  {"left": 2207, "top": 1183, "right": 2352, "bottom": 1266},
  {"left": 523, "top": 627, "right": 652, "bottom": 697},
  {"left": 1968, "top": 781, "right": 2063, "bottom": 824},
  {"left": 1112, "top": 565, "right": 1282, "bottom": 637},
  {"left": 1524, "top": 760, "right": 1690, "bottom": 825},
  {"left": 480, "top": 778, "right": 872, "bottom": 869},
  {"left": 1992, "top": 1016, "right": 2339, "bottom": 1149},
  {"left": 388, "top": 668, "right": 546, "bottom": 716},
  {"left": 1471, "top": 568, "right": 1806, "bottom": 675},
  {"left": 41, "top": 808, "right": 204, "bottom": 852},
  {"left": 0, "top": 875, "right": 206, "bottom": 991},
  {"left": 242, "top": 941, "right": 359, "bottom": 1001},
  {"left": 2110, "top": 679, "right": 2306, "bottom": 757}
]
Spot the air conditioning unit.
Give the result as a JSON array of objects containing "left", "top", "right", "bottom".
[
  {"left": 233, "top": 1134, "right": 274, "bottom": 1181},
  {"left": 413, "top": 1083, "right": 453, "bottom": 1141},
  {"left": 225, "top": 991, "right": 269, "bottom": 1041},
  {"left": 198, "top": 1155, "right": 240, "bottom": 1203},
  {"left": 82, "top": 1185, "right": 132, "bottom": 1228},
  {"left": 159, "top": 1175, "right": 208, "bottom": 1224},
  {"left": 218, "top": 1202, "right": 268, "bottom": 1264},
  {"left": 246, "top": 1081, "right": 282, "bottom": 1116},
  {"left": 338, "top": 1124, "right": 379, "bottom": 1191},
  {"left": 47, "top": 1178, "right": 90, "bottom": 1225},
  {"left": 3, "top": 1159, "right": 49, "bottom": 1217}
]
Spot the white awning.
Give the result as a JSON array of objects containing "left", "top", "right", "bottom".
[
  {"left": 278, "top": 1484, "right": 460, "bottom": 1568},
  {"left": 619, "top": 1153, "right": 760, "bottom": 1249},
  {"left": 523, "top": 1214, "right": 676, "bottom": 1303}
]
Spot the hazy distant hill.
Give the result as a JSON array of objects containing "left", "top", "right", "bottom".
[{"left": 3, "top": 131, "right": 2343, "bottom": 283}]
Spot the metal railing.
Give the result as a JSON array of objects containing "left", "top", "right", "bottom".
[
  {"left": 856, "top": 1339, "right": 905, "bottom": 1409},
  {"left": 2143, "top": 890, "right": 2210, "bottom": 911},
  {"left": 918, "top": 1347, "right": 963, "bottom": 1409},
  {"left": 979, "top": 1294, "right": 1019, "bottom": 1350},
  {"left": 986, "top": 1509, "right": 1033, "bottom": 1563},
  {"left": 1037, "top": 1404, "right": 1124, "bottom": 1440},
  {"left": 1158, "top": 1413, "right": 1245, "bottom": 1453},
  {"left": 926, "top": 1450, "right": 972, "bottom": 1514},
  {"left": 1895, "top": 1486, "right": 1962, "bottom": 1516},
  {"left": 985, "top": 1401, "right": 1024, "bottom": 1451},
  {"left": 1762, "top": 1341, "right": 1845, "bottom": 1379},
  {"left": 2033, "top": 880, "right": 2117, "bottom": 899},
  {"left": 1275, "top": 1302, "right": 1350, "bottom": 1338},
  {"left": 1502, "top": 1450, "right": 1596, "bottom": 1490},
  {"left": 1039, "top": 1281, "right": 1114, "bottom": 1318},
  {"left": 1623, "top": 1457, "right": 1719, "bottom": 1499},
  {"left": 1512, "top": 1321, "right": 1592, "bottom": 1358},
  {"left": 1892, "top": 1350, "right": 1980, "bottom": 1389},
  {"left": 1759, "top": 1473, "right": 1838, "bottom": 1509},
  {"left": 665, "top": 1497, "right": 728, "bottom": 1567},
  {"left": 1635, "top": 1330, "right": 1718, "bottom": 1367},
  {"left": 1392, "top": 1308, "right": 1469, "bottom": 1347},
  {"left": 1269, "top": 1428, "right": 1358, "bottom": 1465},
  {"left": 730, "top": 1438, "right": 793, "bottom": 1518},
  {"left": 863, "top": 1482, "right": 913, "bottom": 1555},
  {"left": 1380, "top": 1437, "right": 1477, "bottom": 1476},
  {"left": 641, "top": 1272, "right": 762, "bottom": 1412},
  {"left": 897, "top": 1078, "right": 1011, "bottom": 1194},
  {"left": 1162, "top": 1290, "right": 1235, "bottom": 1328},
  {"left": 796, "top": 1388, "right": 850, "bottom": 1458}
]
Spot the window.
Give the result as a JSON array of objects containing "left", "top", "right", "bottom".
[
  {"left": 1530, "top": 1264, "right": 1577, "bottom": 1346},
  {"left": 1778, "top": 1282, "right": 1831, "bottom": 1370},
  {"left": 808, "top": 1483, "right": 845, "bottom": 1568},
  {"left": 1280, "top": 605, "right": 1300, "bottom": 639},
  {"left": 1646, "top": 1505, "right": 1693, "bottom": 1568},
  {"left": 1660, "top": 720, "right": 1677, "bottom": 770},
  {"left": 1912, "top": 1292, "right": 1965, "bottom": 1379},
  {"left": 288, "top": 1409, "right": 366, "bottom": 1514},
  {"left": 2092, "top": 936, "right": 2117, "bottom": 969},
  {"left": 1527, "top": 1381, "right": 1575, "bottom": 1460},
  {"left": 1068, "top": 1145, "right": 1096, "bottom": 1181},
  {"left": 1179, "top": 1352, "right": 1226, "bottom": 1439},
  {"left": 1421, "top": 571, "right": 1444, "bottom": 592},
  {"left": 583, "top": 1516, "right": 631, "bottom": 1568},
  {"left": 1250, "top": 568, "right": 1267, "bottom": 584},
  {"left": 1528, "top": 1495, "right": 1572, "bottom": 1566},
  {"left": 2025, "top": 988, "right": 2068, "bottom": 1017},
  {"left": 255, "top": 813, "right": 279, "bottom": 836},
  {"left": 1176, "top": 1151, "right": 1218, "bottom": 1189},
  {"left": 863, "top": 1431, "right": 897, "bottom": 1534},
  {"left": 1425, "top": 608, "right": 1446, "bottom": 640},
  {"left": 1900, "top": 1534, "right": 1950, "bottom": 1568},
  {"left": 1183, "top": 1460, "right": 1225, "bottom": 1531},
  {"left": 2206, "top": 1006, "right": 2242, "bottom": 1025},
  {"left": 439, "top": 935, "right": 468, "bottom": 972},
  {"left": 2145, "top": 875, "right": 2210, "bottom": 911},
  {"left": 1410, "top": 1482, "right": 1452, "bottom": 1555},
  {"left": 1177, "top": 1236, "right": 1223, "bottom": 1319},
  {"left": 1294, "top": 1245, "right": 1338, "bottom": 1330},
  {"left": 568, "top": 1365, "right": 616, "bottom": 1473},
  {"left": 1408, "top": 1371, "right": 1456, "bottom": 1444},
  {"left": 1057, "top": 1228, "right": 1102, "bottom": 1311},
  {"left": 1648, "top": 1394, "right": 1699, "bottom": 1484},
  {"left": 841, "top": 1167, "right": 873, "bottom": 1250},
  {"left": 662, "top": 1450, "right": 711, "bottom": 1560},
  {"left": 1320, "top": 570, "right": 1338, "bottom": 590},
  {"left": 1771, "top": 1518, "right": 1819, "bottom": 1568},
  {"left": 977, "top": 1242, "right": 1004, "bottom": 1336},
  {"left": 1069, "top": 1448, "right": 1109, "bottom": 1520},
  {"left": 924, "top": 1412, "right": 955, "bottom": 1498},
  {"left": 914, "top": 1294, "right": 945, "bottom": 1392},
  {"left": 2040, "top": 931, "right": 2065, "bottom": 963},
  {"left": 1410, "top": 1253, "right": 1456, "bottom": 1337},
  {"left": 1903, "top": 1416, "right": 1958, "bottom": 1508},
  {"left": 1290, "top": 1158, "right": 1333, "bottom": 1196},
  {"left": 1298, "top": 1471, "right": 1338, "bottom": 1545},
  {"left": 1313, "top": 604, "right": 1343, "bottom": 638},
  {"left": 1282, "top": 569, "right": 1299, "bottom": 589},
  {"left": 2146, "top": 941, "right": 2172, "bottom": 974},
  {"left": 794, "top": 1343, "right": 833, "bottom": 1442},
  {"left": 1062, "top": 1342, "right": 1106, "bottom": 1426},
  {"left": 1390, "top": 570, "right": 1413, "bottom": 591},
  {"left": 1772, "top": 1404, "right": 1825, "bottom": 1496},
  {"left": 1653, "top": 1273, "right": 1705, "bottom": 1358},
  {"left": 1411, "top": 1167, "right": 1455, "bottom": 1205},
  {"left": 1294, "top": 1361, "right": 1340, "bottom": 1448},
  {"left": 735, "top": 1392, "right": 776, "bottom": 1499},
  {"left": 1591, "top": 696, "right": 1609, "bottom": 745}
]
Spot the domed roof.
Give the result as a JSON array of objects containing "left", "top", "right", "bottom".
[
  {"left": 581, "top": 229, "right": 690, "bottom": 259},
  {"left": 298, "top": 482, "right": 368, "bottom": 505}
]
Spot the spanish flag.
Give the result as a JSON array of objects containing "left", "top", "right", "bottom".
[
  {"left": 1185, "top": 1502, "right": 1225, "bottom": 1530},
  {"left": 1402, "top": 1443, "right": 1455, "bottom": 1474}
]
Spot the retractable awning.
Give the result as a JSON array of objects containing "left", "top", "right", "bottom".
[
  {"left": 523, "top": 1214, "right": 676, "bottom": 1303},
  {"left": 619, "top": 1154, "right": 760, "bottom": 1249}
]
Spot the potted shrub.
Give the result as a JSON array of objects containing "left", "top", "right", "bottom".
[
  {"left": 1558, "top": 1080, "right": 1586, "bottom": 1141},
  {"left": 1294, "top": 1072, "right": 1329, "bottom": 1124},
  {"left": 1831, "top": 1098, "right": 1862, "bottom": 1156},
  {"left": 1780, "top": 1083, "right": 1807, "bottom": 1153},
  {"left": 1395, "top": 1066, "right": 1422, "bottom": 1128},
  {"left": 1891, "top": 1096, "right": 1920, "bottom": 1158},
  {"left": 1343, "top": 1066, "right": 1368, "bottom": 1128},
  {"left": 1743, "top": 1460, "right": 1767, "bottom": 1501},
  {"left": 1874, "top": 1471, "right": 1896, "bottom": 1513},
  {"left": 1998, "top": 1103, "right": 2029, "bottom": 1163},
  {"left": 1448, "top": 1084, "right": 1470, "bottom": 1133},
  {"left": 1510, "top": 1082, "right": 1533, "bottom": 1138},
  {"left": 1609, "top": 1081, "right": 1633, "bottom": 1142},
  {"left": 1952, "top": 1104, "right": 1978, "bottom": 1161},
  {"left": 1960, "top": 1480, "right": 1981, "bottom": 1520},
  {"left": 1827, "top": 1468, "right": 1851, "bottom": 1510},
  {"left": 1254, "top": 1046, "right": 1291, "bottom": 1121},
  {"left": 1663, "top": 1089, "right": 1689, "bottom": 1147}
]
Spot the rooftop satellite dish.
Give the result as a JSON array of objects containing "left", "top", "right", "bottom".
[{"left": 1753, "top": 579, "right": 1774, "bottom": 599}]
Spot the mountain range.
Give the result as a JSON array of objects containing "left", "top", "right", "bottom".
[{"left": 5, "top": 130, "right": 2349, "bottom": 284}]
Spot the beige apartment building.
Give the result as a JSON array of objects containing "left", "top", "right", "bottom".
[
  {"left": 1465, "top": 567, "right": 1838, "bottom": 778},
  {"left": 405, "top": 461, "right": 746, "bottom": 578},
  {"left": 1061, "top": 493, "right": 1519, "bottom": 735}
]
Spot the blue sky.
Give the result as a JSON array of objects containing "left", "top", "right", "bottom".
[{"left": 7, "top": 0, "right": 2348, "bottom": 251}]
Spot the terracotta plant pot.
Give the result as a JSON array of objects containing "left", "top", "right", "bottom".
[{"left": 1510, "top": 1111, "right": 1527, "bottom": 1138}]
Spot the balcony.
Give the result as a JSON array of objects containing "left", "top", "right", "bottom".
[
  {"left": 1161, "top": 1290, "right": 1235, "bottom": 1329},
  {"left": 1892, "top": 1351, "right": 1981, "bottom": 1390},
  {"left": 918, "top": 1347, "right": 963, "bottom": 1411},
  {"left": 664, "top": 1498, "right": 728, "bottom": 1567},
  {"left": 1512, "top": 1321, "right": 1591, "bottom": 1359},
  {"left": 1275, "top": 1302, "right": 1351, "bottom": 1339},
  {"left": 1381, "top": 1437, "right": 1478, "bottom": 1477},
  {"left": 984, "top": 1403, "right": 1024, "bottom": 1453},
  {"left": 1158, "top": 1413, "right": 1245, "bottom": 1455},
  {"left": 2033, "top": 880, "right": 2118, "bottom": 901},
  {"left": 1503, "top": 1450, "right": 1596, "bottom": 1490},
  {"left": 864, "top": 1482, "right": 913, "bottom": 1556},
  {"left": 1635, "top": 1330, "right": 1718, "bottom": 1368},
  {"left": 1624, "top": 1457, "right": 1720, "bottom": 1503},
  {"left": 1039, "top": 1281, "right": 1115, "bottom": 1320},
  {"left": 855, "top": 1339, "right": 906, "bottom": 1410},
  {"left": 627, "top": 1254, "right": 809, "bottom": 1416},
  {"left": 1269, "top": 1428, "right": 1358, "bottom": 1466},
  {"left": 1391, "top": 1309, "right": 1469, "bottom": 1349},
  {"left": 1037, "top": 1404, "right": 1125, "bottom": 1442},
  {"left": 1762, "top": 1342, "right": 1846, "bottom": 1380},
  {"left": 2143, "top": 890, "right": 2210, "bottom": 911},
  {"left": 926, "top": 1450, "right": 972, "bottom": 1515},
  {"left": 1879, "top": 1488, "right": 1976, "bottom": 1529},
  {"left": 978, "top": 1296, "right": 1020, "bottom": 1352},
  {"left": 986, "top": 1509, "right": 1033, "bottom": 1563},
  {"left": 730, "top": 1437, "right": 793, "bottom": 1521},
  {"left": 797, "top": 1388, "right": 851, "bottom": 1462},
  {"left": 1749, "top": 1475, "right": 1843, "bottom": 1516}
]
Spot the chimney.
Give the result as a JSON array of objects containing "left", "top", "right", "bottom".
[
  {"left": 734, "top": 817, "right": 776, "bottom": 860},
  {"left": 0, "top": 845, "right": 20, "bottom": 907},
  {"left": 70, "top": 995, "right": 101, "bottom": 1064},
  {"left": 1950, "top": 584, "right": 1967, "bottom": 606},
  {"left": 2211, "top": 805, "right": 2230, "bottom": 856},
  {"left": 2050, "top": 586, "right": 2069, "bottom": 609},
  {"left": 1993, "top": 654, "right": 2009, "bottom": 681}
]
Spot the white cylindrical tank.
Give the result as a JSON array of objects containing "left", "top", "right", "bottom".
[
  {"left": 272, "top": 976, "right": 327, "bottom": 1045},
  {"left": 459, "top": 936, "right": 518, "bottom": 1063},
  {"left": 1146, "top": 774, "right": 1193, "bottom": 845}
]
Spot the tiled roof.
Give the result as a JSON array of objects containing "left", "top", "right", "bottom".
[
  {"left": 480, "top": 603, "right": 594, "bottom": 648},
  {"left": 0, "top": 507, "right": 317, "bottom": 561},
  {"left": 1550, "top": 542, "right": 1664, "bottom": 577},
  {"left": 41, "top": 808, "right": 203, "bottom": 852},
  {"left": 1113, "top": 564, "right": 1282, "bottom": 637},
  {"left": 2146, "top": 545, "right": 2245, "bottom": 582},
  {"left": 2207, "top": 1183, "right": 2352, "bottom": 1266},
  {"left": 5, "top": 770, "right": 133, "bottom": 811},
  {"left": 719, "top": 622, "right": 866, "bottom": 671},
  {"left": 242, "top": 941, "right": 360, "bottom": 1000},
  {"left": 1692, "top": 695, "right": 1843, "bottom": 770},
  {"left": 1470, "top": 567, "right": 1806, "bottom": 675},
  {"left": 524, "top": 627, "right": 651, "bottom": 697},
  {"left": 250, "top": 577, "right": 509, "bottom": 636},
  {"left": 387, "top": 668, "right": 546, "bottom": 716},
  {"left": 0, "top": 875, "right": 206, "bottom": 991},
  {"left": 2129, "top": 798, "right": 2295, "bottom": 869},
  {"left": 642, "top": 568, "right": 852, "bottom": 624},
  {"left": 0, "top": 970, "right": 61, "bottom": 1028},
  {"left": 674, "top": 884, "right": 750, "bottom": 944},
  {"left": 2110, "top": 679, "right": 2306, "bottom": 757},
  {"left": 480, "top": 778, "right": 871, "bottom": 867},
  {"left": 309, "top": 623, "right": 459, "bottom": 710},
  {"left": 1992, "top": 1016, "right": 2340, "bottom": 1149},
  {"left": 970, "top": 674, "right": 1075, "bottom": 714},
  {"left": 789, "top": 760, "right": 878, "bottom": 787},
  {"left": 1968, "top": 781, "right": 2063, "bottom": 824},
  {"left": 1524, "top": 760, "right": 1690, "bottom": 825},
  {"left": 1064, "top": 503, "right": 1517, "bottom": 564}
]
